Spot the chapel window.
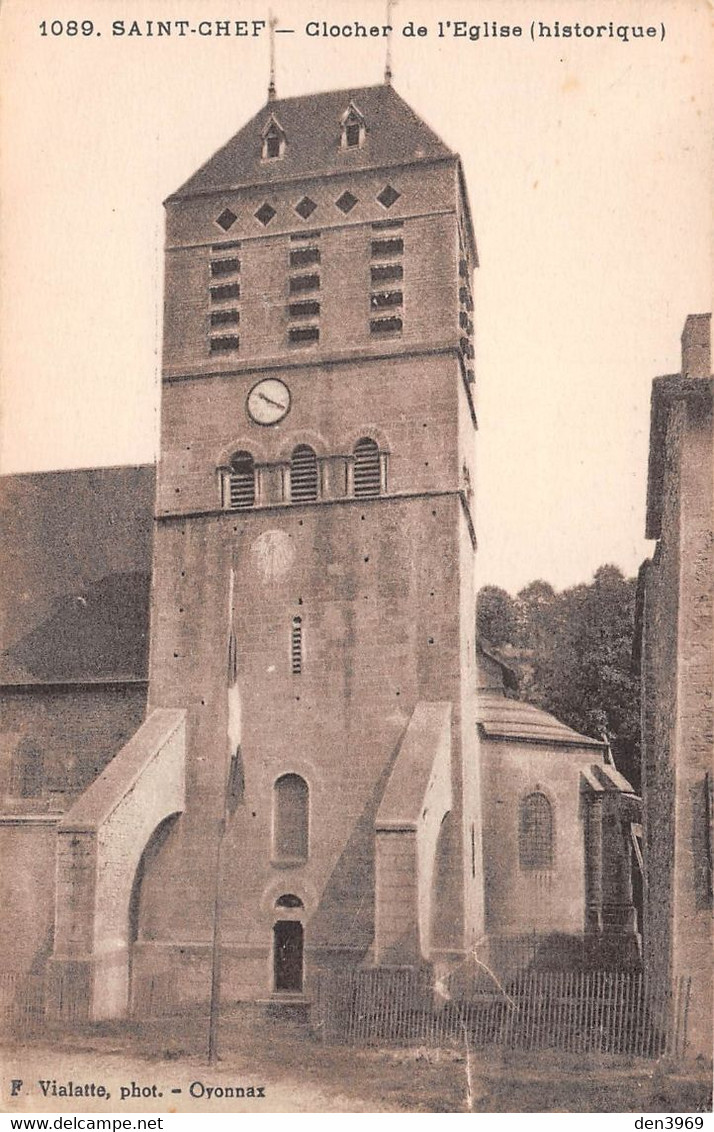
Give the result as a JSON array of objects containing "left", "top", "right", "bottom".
[{"left": 519, "top": 792, "right": 554, "bottom": 871}]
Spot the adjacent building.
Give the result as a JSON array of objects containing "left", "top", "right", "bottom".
[{"left": 639, "top": 312, "right": 713, "bottom": 1057}]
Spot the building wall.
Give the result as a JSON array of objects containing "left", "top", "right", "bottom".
[
  {"left": 642, "top": 390, "right": 713, "bottom": 1055},
  {"left": 0, "top": 685, "right": 148, "bottom": 810},
  {"left": 157, "top": 354, "right": 468, "bottom": 517},
  {"left": 0, "top": 821, "right": 57, "bottom": 974},
  {"left": 480, "top": 742, "right": 596, "bottom": 937},
  {"left": 136, "top": 492, "right": 477, "bottom": 997},
  {"left": 163, "top": 161, "right": 461, "bottom": 380},
  {"left": 641, "top": 409, "right": 682, "bottom": 990},
  {"left": 0, "top": 686, "right": 148, "bottom": 979},
  {"left": 672, "top": 395, "right": 713, "bottom": 999}
]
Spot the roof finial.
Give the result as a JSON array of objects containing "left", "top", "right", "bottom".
[
  {"left": 384, "top": 0, "right": 397, "bottom": 84},
  {"left": 268, "top": 11, "right": 278, "bottom": 101}
]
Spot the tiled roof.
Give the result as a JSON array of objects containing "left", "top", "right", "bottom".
[
  {"left": 0, "top": 466, "right": 155, "bottom": 684},
  {"left": 170, "top": 84, "right": 453, "bottom": 200},
  {"left": 477, "top": 691, "right": 605, "bottom": 750}
]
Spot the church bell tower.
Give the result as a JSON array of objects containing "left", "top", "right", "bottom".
[{"left": 138, "top": 82, "right": 481, "bottom": 1000}]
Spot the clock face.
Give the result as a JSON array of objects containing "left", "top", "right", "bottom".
[{"left": 246, "top": 378, "right": 291, "bottom": 425}]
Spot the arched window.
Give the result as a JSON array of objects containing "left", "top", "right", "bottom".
[
  {"left": 276, "top": 894, "right": 304, "bottom": 910},
  {"left": 273, "top": 773, "right": 309, "bottom": 861},
  {"left": 228, "top": 451, "right": 255, "bottom": 509},
  {"left": 290, "top": 445, "right": 318, "bottom": 503},
  {"left": 519, "top": 792, "right": 554, "bottom": 871},
  {"left": 353, "top": 437, "right": 381, "bottom": 497}
]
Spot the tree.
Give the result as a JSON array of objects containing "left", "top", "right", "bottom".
[
  {"left": 476, "top": 585, "right": 518, "bottom": 647},
  {"left": 477, "top": 566, "right": 642, "bottom": 788}
]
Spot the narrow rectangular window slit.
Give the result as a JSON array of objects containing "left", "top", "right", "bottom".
[
  {"left": 370, "top": 291, "right": 403, "bottom": 310},
  {"left": 290, "top": 247, "right": 320, "bottom": 268},
  {"left": 210, "top": 309, "right": 239, "bottom": 327},
  {"left": 210, "top": 283, "right": 240, "bottom": 302},
  {"left": 370, "top": 316, "right": 403, "bottom": 335},
  {"left": 288, "top": 300, "right": 320, "bottom": 318},
  {"left": 371, "top": 264, "right": 403, "bottom": 284},
  {"left": 211, "top": 258, "right": 241, "bottom": 277},
  {"left": 291, "top": 618, "right": 303, "bottom": 674},
  {"left": 289, "top": 325, "right": 319, "bottom": 344},
  {"left": 371, "top": 238, "right": 403, "bottom": 258},
  {"left": 289, "top": 274, "right": 320, "bottom": 294},
  {"left": 210, "top": 335, "right": 240, "bottom": 353}
]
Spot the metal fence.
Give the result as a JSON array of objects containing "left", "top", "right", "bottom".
[
  {"left": 312, "top": 967, "right": 691, "bottom": 1058},
  {"left": 2, "top": 966, "right": 692, "bottom": 1058},
  {"left": 0, "top": 973, "right": 47, "bottom": 1037},
  {"left": 0, "top": 969, "right": 88, "bottom": 1037}
]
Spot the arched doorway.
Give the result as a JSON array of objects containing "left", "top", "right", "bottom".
[
  {"left": 430, "top": 811, "right": 460, "bottom": 953},
  {"left": 127, "top": 813, "right": 180, "bottom": 1014},
  {"left": 273, "top": 896, "right": 304, "bottom": 993}
]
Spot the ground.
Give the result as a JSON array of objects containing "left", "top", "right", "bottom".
[{"left": 1, "top": 1009, "right": 711, "bottom": 1115}]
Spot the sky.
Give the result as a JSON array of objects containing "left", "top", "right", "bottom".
[{"left": 0, "top": 0, "right": 711, "bottom": 593}]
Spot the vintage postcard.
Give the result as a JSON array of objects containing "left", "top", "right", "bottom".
[{"left": 0, "top": 0, "right": 712, "bottom": 1118}]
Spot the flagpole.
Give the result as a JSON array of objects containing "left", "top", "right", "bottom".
[
  {"left": 207, "top": 562, "right": 236, "bottom": 1065},
  {"left": 208, "top": 810, "right": 227, "bottom": 1064}
]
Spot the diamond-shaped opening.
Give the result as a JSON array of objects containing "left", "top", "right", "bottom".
[
  {"left": 216, "top": 208, "right": 237, "bottom": 232},
  {"left": 377, "top": 185, "right": 400, "bottom": 210},
  {"left": 295, "top": 197, "right": 317, "bottom": 220},
  {"left": 335, "top": 191, "right": 358, "bottom": 214},
  {"left": 255, "top": 202, "right": 277, "bottom": 226}
]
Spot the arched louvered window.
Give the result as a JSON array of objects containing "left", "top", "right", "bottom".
[
  {"left": 228, "top": 451, "right": 255, "bottom": 509},
  {"left": 353, "top": 437, "right": 381, "bottom": 497},
  {"left": 290, "top": 445, "right": 318, "bottom": 503},
  {"left": 273, "top": 773, "right": 309, "bottom": 861},
  {"left": 519, "top": 792, "right": 554, "bottom": 871}
]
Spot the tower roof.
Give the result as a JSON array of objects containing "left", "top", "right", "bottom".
[{"left": 169, "top": 84, "right": 454, "bottom": 201}]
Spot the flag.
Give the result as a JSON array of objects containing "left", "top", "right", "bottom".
[
  {"left": 226, "top": 745, "right": 245, "bottom": 816},
  {"left": 226, "top": 565, "right": 244, "bottom": 814}
]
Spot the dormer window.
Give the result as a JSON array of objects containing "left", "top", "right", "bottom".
[
  {"left": 262, "top": 115, "right": 286, "bottom": 161},
  {"left": 340, "top": 103, "right": 365, "bottom": 150}
]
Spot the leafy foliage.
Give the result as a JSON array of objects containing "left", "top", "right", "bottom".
[{"left": 477, "top": 566, "right": 641, "bottom": 788}]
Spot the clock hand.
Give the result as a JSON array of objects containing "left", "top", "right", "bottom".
[{"left": 258, "top": 392, "right": 286, "bottom": 409}]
